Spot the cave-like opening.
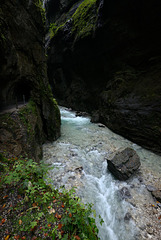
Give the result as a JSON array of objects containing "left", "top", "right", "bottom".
[
  {"left": 0, "top": 79, "right": 34, "bottom": 112},
  {"left": 13, "top": 80, "right": 32, "bottom": 103}
]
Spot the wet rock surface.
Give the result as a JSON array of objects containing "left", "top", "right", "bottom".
[
  {"left": 0, "top": 104, "right": 43, "bottom": 161},
  {"left": 124, "top": 166, "right": 161, "bottom": 240},
  {"left": 107, "top": 148, "right": 141, "bottom": 180},
  {"left": 43, "top": 107, "right": 161, "bottom": 240},
  {"left": 46, "top": 0, "right": 161, "bottom": 154},
  {"left": 0, "top": 0, "right": 61, "bottom": 159},
  {"left": 119, "top": 187, "right": 132, "bottom": 200}
]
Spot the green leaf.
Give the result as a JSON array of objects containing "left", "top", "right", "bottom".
[
  {"left": 58, "top": 232, "right": 62, "bottom": 239},
  {"left": 38, "top": 212, "right": 43, "bottom": 219},
  {"left": 30, "top": 221, "right": 37, "bottom": 228}
]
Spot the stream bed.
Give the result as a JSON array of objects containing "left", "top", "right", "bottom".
[{"left": 43, "top": 107, "right": 161, "bottom": 240}]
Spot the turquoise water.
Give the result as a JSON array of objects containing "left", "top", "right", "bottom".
[{"left": 43, "top": 107, "right": 161, "bottom": 240}]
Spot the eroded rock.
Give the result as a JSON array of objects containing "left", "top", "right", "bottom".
[
  {"left": 119, "top": 187, "right": 132, "bottom": 199},
  {"left": 107, "top": 148, "right": 141, "bottom": 180}
]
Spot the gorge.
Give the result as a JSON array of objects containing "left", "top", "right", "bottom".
[
  {"left": 43, "top": 106, "right": 161, "bottom": 240},
  {"left": 46, "top": 0, "right": 161, "bottom": 154},
  {"left": 0, "top": 0, "right": 161, "bottom": 239}
]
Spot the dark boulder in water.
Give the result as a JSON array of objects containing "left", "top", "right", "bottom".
[{"left": 107, "top": 148, "right": 141, "bottom": 180}]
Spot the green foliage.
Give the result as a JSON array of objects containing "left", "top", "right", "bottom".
[
  {"left": 34, "top": 0, "right": 46, "bottom": 25},
  {"left": 72, "top": 0, "right": 97, "bottom": 39},
  {"left": 57, "top": 187, "right": 99, "bottom": 240},
  {"left": 0, "top": 155, "right": 100, "bottom": 239},
  {"left": 49, "top": 22, "right": 65, "bottom": 38},
  {"left": 49, "top": 22, "right": 58, "bottom": 38},
  {"left": 2, "top": 158, "right": 50, "bottom": 187},
  {"left": 49, "top": 0, "right": 97, "bottom": 40}
]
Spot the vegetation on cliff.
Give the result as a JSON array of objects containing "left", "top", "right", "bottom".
[
  {"left": 0, "top": 1, "right": 100, "bottom": 238},
  {"left": 49, "top": 0, "right": 97, "bottom": 41},
  {"left": 47, "top": 0, "right": 161, "bottom": 154},
  {"left": 0, "top": 155, "right": 100, "bottom": 240},
  {"left": 0, "top": 101, "right": 44, "bottom": 161},
  {"left": 72, "top": 0, "right": 97, "bottom": 39},
  {"left": 0, "top": 0, "right": 61, "bottom": 161},
  {"left": 34, "top": 0, "right": 46, "bottom": 25}
]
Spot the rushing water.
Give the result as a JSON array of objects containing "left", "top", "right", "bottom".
[{"left": 43, "top": 106, "right": 161, "bottom": 240}]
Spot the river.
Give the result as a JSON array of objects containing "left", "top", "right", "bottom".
[{"left": 43, "top": 106, "right": 161, "bottom": 240}]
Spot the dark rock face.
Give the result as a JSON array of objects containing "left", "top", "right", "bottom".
[
  {"left": 46, "top": 0, "right": 161, "bottom": 154},
  {"left": 107, "top": 148, "right": 141, "bottom": 180},
  {"left": 91, "top": 111, "right": 100, "bottom": 123},
  {"left": 0, "top": 0, "right": 60, "bottom": 159},
  {"left": 44, "top": 0, "right": 79, "bottom": 25},
  {"left": 0, "top": 103, "right": 44, "bottom": 162}
]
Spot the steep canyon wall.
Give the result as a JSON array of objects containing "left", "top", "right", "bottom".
[
  {"left": 0, "top": 0, "right": 60, "bottom": 160},
  {"left": 46, "top": 0, "right": 161, "bottom": 154}
]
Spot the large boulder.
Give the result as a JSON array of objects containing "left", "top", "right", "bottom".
[{"left": 107, "top": 148, "right": 141, "bottom": 180}]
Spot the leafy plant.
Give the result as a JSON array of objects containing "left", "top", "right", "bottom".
[{"left": 0, "top": 156, "right": 100, "bottom": 239}]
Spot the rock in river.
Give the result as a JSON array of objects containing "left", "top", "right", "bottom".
[{"left": 107, "top": 147, "right": 141, "bottom": 180}]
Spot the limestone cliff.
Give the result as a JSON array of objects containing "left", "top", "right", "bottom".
[
  {"left": 46, "top": 0, "right": 161, "bottom": 154},
  {"left": 0, "top": 0, "right": 60, "bottom": 160}
]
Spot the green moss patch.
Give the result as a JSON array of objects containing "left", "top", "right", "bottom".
[
  {"left": 18, "top": 101, "right": 37, "bottom": 137},
  {"left": 72, "top": 0, "right": 97, "bottom": 39},
  {"left": 49, "top": 0, "right": 97, "bottom": 41}
]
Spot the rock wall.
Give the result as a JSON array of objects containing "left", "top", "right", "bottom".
[
  {"left": 0, "top": 0, "right": 60, "bottom": 160},
  {"left": 46, "top": 0, "right": 161, "bottom": 154},
  {"left": 0, "top": 102, "right": 44, "bottom": 161}
]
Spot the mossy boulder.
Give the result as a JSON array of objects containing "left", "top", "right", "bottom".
[{"left": 0, "top": 102, "right": 43, "bottom": 161}]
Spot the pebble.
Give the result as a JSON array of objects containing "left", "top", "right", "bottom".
[
  {"left": 139, "top": 225, "right": 146, "bottom": 230},
  {"left": 147, "top": 228, "right": 153, "bottom": 235}
]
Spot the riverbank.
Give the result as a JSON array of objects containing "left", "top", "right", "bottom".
[
  {"left": 43, "top": 106, "right": 161, "bottom": 240},
  {"left": 125, "top": 164, "right": 161, "bottom": 240}
]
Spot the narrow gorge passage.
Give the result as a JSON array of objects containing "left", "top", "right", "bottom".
[{"left": 43, "top": 107, "right": 161, "bottom": 240}]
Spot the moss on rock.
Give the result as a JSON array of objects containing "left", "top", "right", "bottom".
[
  {"left": 49, "top": 0, "right": 97, "bottom": 41},
  {"left": 0, "top": 101, "right": 45, "bottom": 161},
  {"left": 0, "top": 0, "right": 61, "bottom": 161},
  {"left": 72, "top": 0, "right": 97, "bottom": 39}
]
